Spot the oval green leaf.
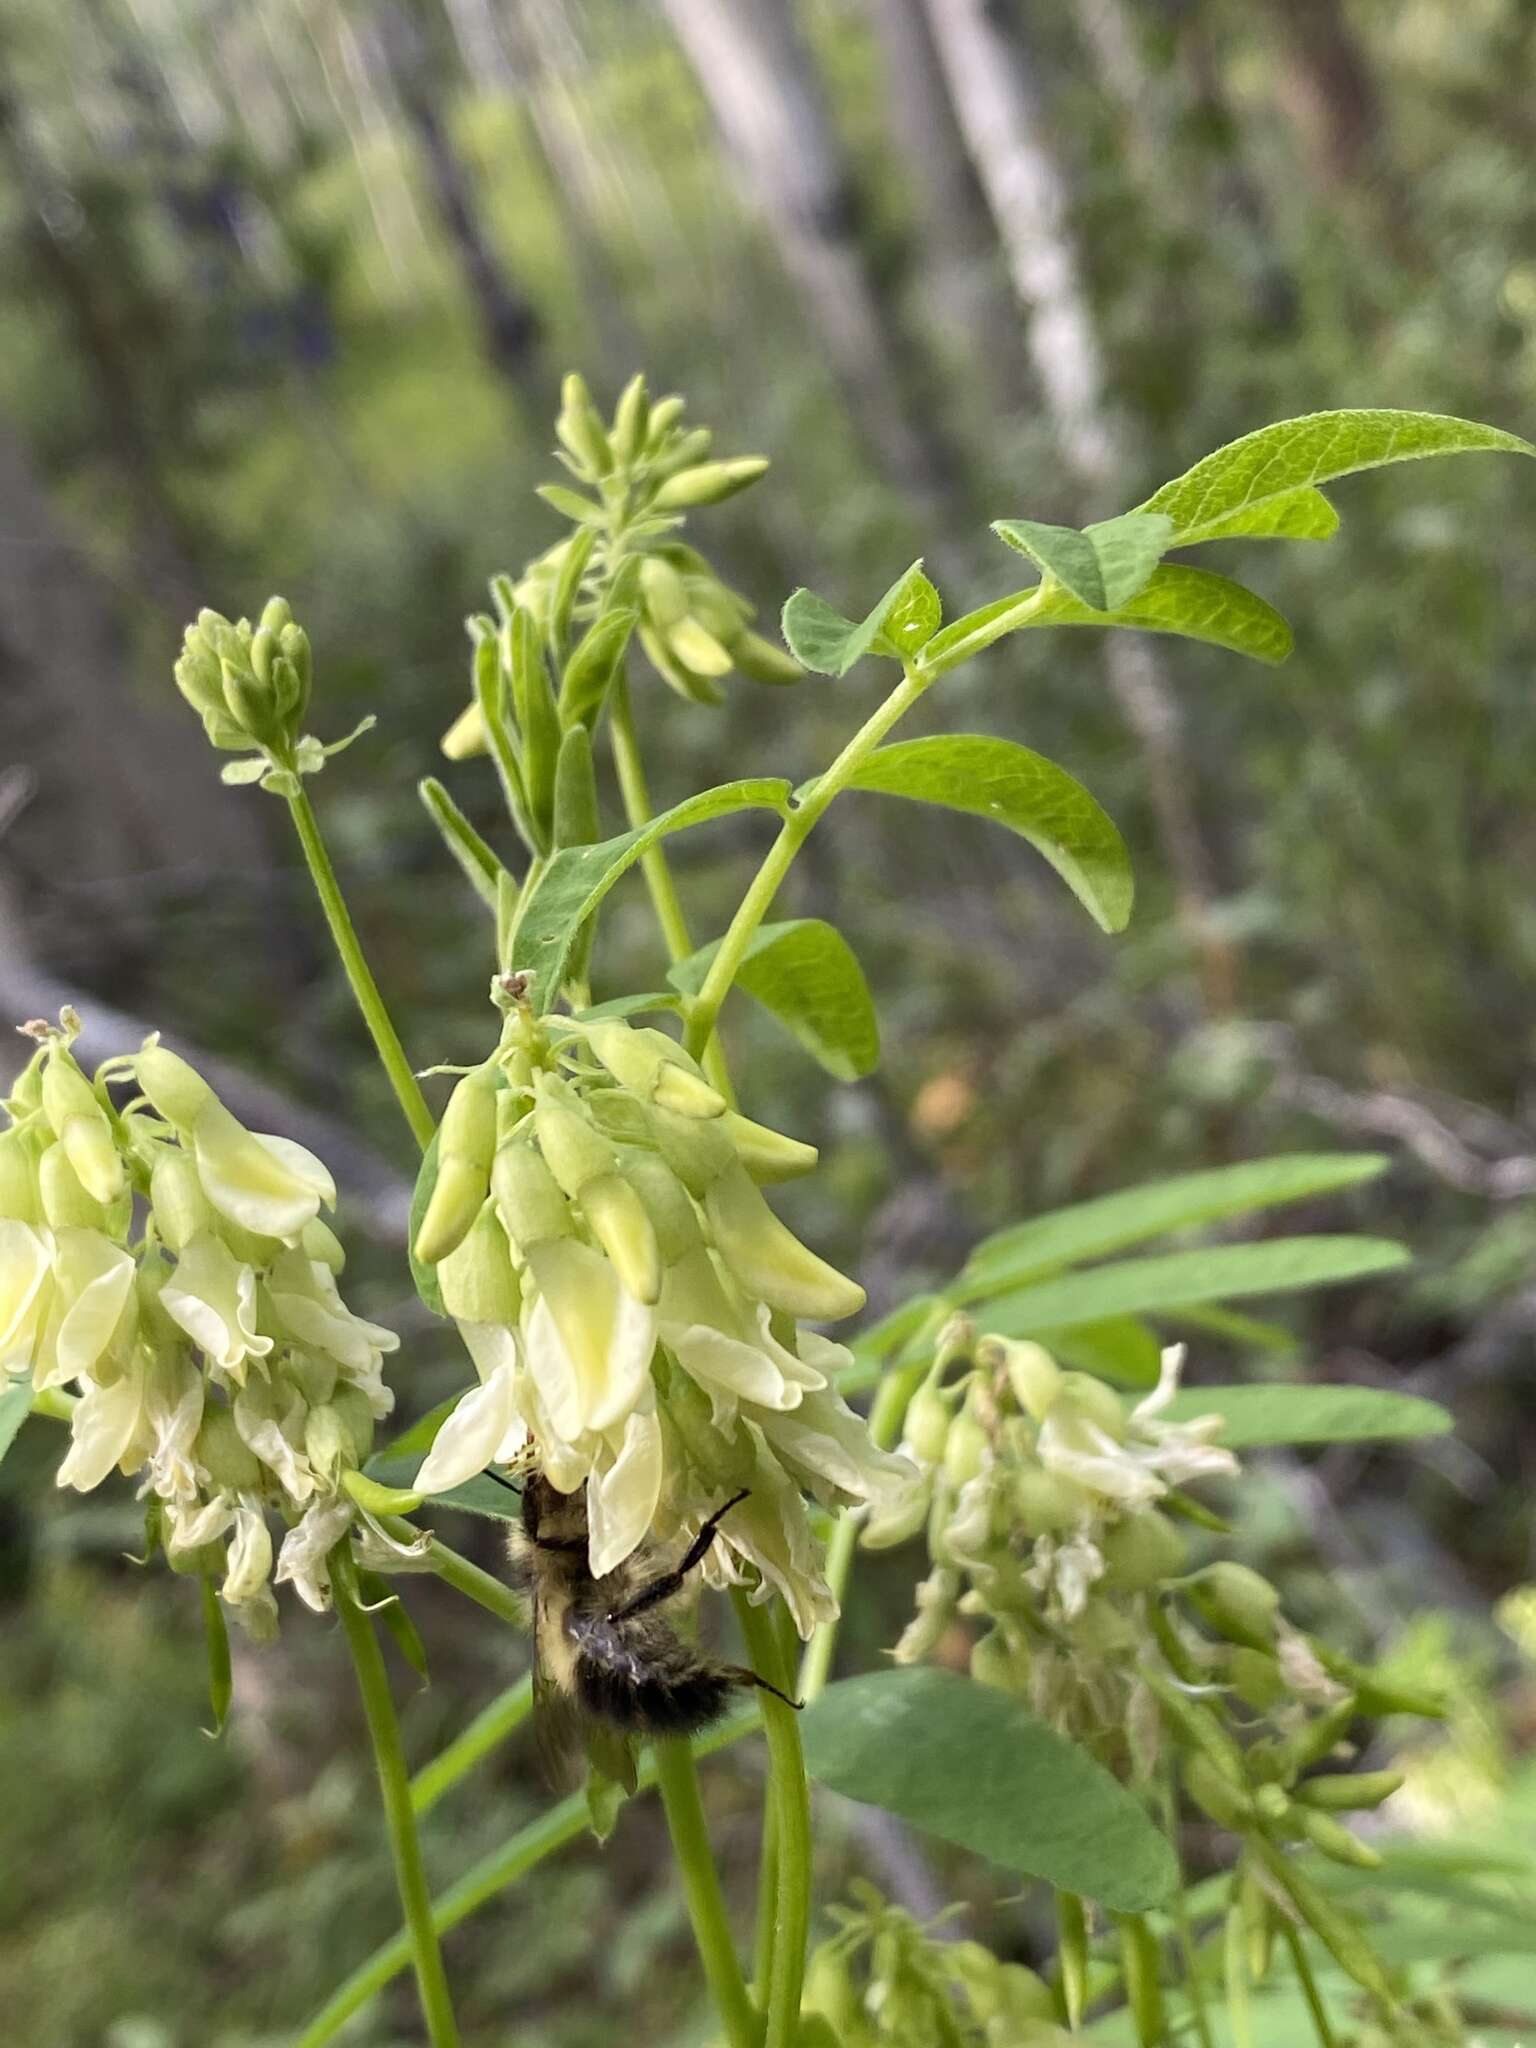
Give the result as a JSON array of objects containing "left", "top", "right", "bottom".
[
  {"left": 511, "top": 778, "right": 791, "bottom": 1009},
  {"left": 993, "top": 511, "right": 1172, "bottom": 612},
  {"left": 1031, "top": 564, "right": 1293, "bottom": 665},
  {"left": 800, "top": 1668, "right": 1177, "bottom": 1910},
  {"left": 781, "top": 561, "right": 931, "bottom": 677},
  {"left": 668, "top": 918, "right": 879, "bottom": 1079},
  {"left": 959, "top": 1153, "right": 1390, "bottom": 1299},
  {"left": 977, "top": 1235, "right": 1410, "bottom": 1339},
  {"left": 1164, "top": 1382, "right": 1452, "bottom": 1448},
  {"left": 1140, "top": 409, "right": 1534, "bottom": 549},
  {"left": 835, "top": 733, "right": 1133, "bottom": 934}
]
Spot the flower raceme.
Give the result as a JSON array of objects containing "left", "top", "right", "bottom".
[
  {"left": 1, "top": 1016, "right": 403, "bottom": 1635},
  {"left": 410, "top": 1013, "right": 913, "bottom": 1627}
]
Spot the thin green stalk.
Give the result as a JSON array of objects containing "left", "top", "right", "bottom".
[
  {"left": 332, "top": 1547, "right": 461, "bottom": 2048},
  {"left": 606, "top": 669, "right": 734, "bottom": 1101},
  {"left": 1160, "top": 1772, "right": 1216, "bottom": 2048},
  {"left": 286, "top": 786, "right": 434, "bottom": 1150},
  {"left": 655, "top": 1738, "right": 761, "bottom": 2048},
  {"left": 1280, "top": 1921, "right": 1340, "bottom": 2048},
  {"left": 736, "top": 1596, "right": 812, "bottom": 2048},
  {"left": 800, "top": 1355, "right": 928, "bottom": 1701},
  {"left": 295, "top": 1707, "right": 760, "bottom": 2048},
  {"left": 411, "top": 1677, "right": 535, "bottom": 1817},
  {"left": 684, "top": 665, "right": 929, "bottom": 1061},
  {"left": 376, "top": 1513, "right": 530, "bottom": 1633},
  {"left": 610, "top": 669, "right": 697, "bottom": 965},
  {"left": 752, "top": 1803, "right": 779, "bottom": 2000}
]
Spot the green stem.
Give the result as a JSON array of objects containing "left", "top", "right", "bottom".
[
  {"left": 610, "top": 670, "right": 697, "bottom": 964},
  {"left": 376, "top": 1514, "right": 531, "bottom": 1633},
  {"left": 411, "top": 1677, "right": 535, "bottom": 1817},
  {"left": 294, "top": 1707, "right": 760, "bottom": 2048},
  {"left": 1161, "top": 1773, "right": 1216, "bottom": 2048},
  {"left": 655, "top": 1738, "right": 761, "bottom": 2048},
  {"left": 286, "top": 787, "right": 434, "bottom": 1151},
  {"left": 752, "top": 1804, "right": 780, "bottom": 2001},
  {"left": 736, "top": 1596, "right": 813, "bottom": 2048},
  {"left": 684, "top": 665, "right": 929, "bottom": 1061},
  {"left": 800, "top": 1354, "right": 928, "bottom": 1701},
  {"left": 1280, "top": 1921, "right": 1340, "bottom": 2048},
  {"left": 332, "top": 1547, "right": 461, "bottom": 2048}
]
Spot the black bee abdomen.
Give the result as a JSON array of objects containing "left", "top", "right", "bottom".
[{"left": 567, "top": 1612, "right": 736, "bottom": 1736}]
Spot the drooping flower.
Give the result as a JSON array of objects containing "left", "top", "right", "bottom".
[{"left": 160, "top": 1232, "right": 271, "bottom": 1382}]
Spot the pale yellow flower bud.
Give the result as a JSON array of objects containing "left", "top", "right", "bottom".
[
  {"left": 578, "top": 1174, "right": 662, "bottom": 1305},
  {"left": 721, "top": 1110, "right": 818, "bottom": 1183},
  {"left": 977, "top": 1335, "right": 1062, "bottom": 1421},
  {"left": 413, "top": 1063, "right": 500, "bottom": 1265},
  {"left": 136, "top": 1044, "right": 216, "bottom": 1130},
  {"left": 650, "top": 455, "right": 769, "bottom": 509},
  {"left": 193, "top": 1104, "right": 334, "bottom": 1242},
  {"left": 583, "top": 1022, "right": 726, "bottom": 1120},
  {"left": 0, "top": 1128, "right": 42, "bottom": 1224},
  {"left": 703, "top": 1161, "right": 865, "bottom": 1322},
  {"left": 493, "top": 1139, "right": 575, "bottom": 1251},
  {"left": 41, "top": 1052, "right": 123, "bottom": 1206},
  {"left": 437, "top": 1200, "right": 521, "bottom": 1325},
  {"left": 150, "top": 1148, "right": 215, "bottom": 1253},
  {"left": 38, "top": 1143, "right": 114, "bottom": 1234}
]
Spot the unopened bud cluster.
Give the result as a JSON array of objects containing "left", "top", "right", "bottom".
[
  {"left": 800, "top": 1881, "right": 1063, "bottom": 2048},
  {"left": 411, "top": 1011, "right": 913, "bottom": 1631},
  {"left": 174, "top": 597, "right": 372, "bottom": 793},
  {"left": 870, "top": 1323, "right": 1447, "bottom": 2005},
  {"left": 441, "top": 373, "right": 800, "bottom": 775},
  {"left": 1, "top": 1015, "right": 403, "bottom": 1637}
]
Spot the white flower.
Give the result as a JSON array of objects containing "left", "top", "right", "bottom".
[
  {"left": 0, "top": 1220, "right": 55, "bottom": 1381},
  {"left": 414, "top": 1362, "right": 524, "bottom": 1495},
  {"left": 1128, "top": 1344, "right": 1239, "bottom": 1489},
  {"left": 266, "top": 1250, "right": 399, "bottom": 1379},
  {"left": 222, "top": 1497, "right": 274, "bottom": 1603},
  {"left": 274, "top": 1495, "right": 354, "bottom": 1611},
  {"left": 142, "top": 1352, "right": 204, "bottom": 1503},
  {"left": 165, "top": 1492, "right": 236, "bottom": 1554},
  {"left": 233, "top": 1378, "right": 316, "bottom": 1503},
  {"left": 161, "top": 1232, "right": 272, "bottom": 1381},
  {"left": 39, "top": 1228, "right": 136, "bottom": 1390},
  {"left": 752, "top": 1382, "right": 918, "bottom": 1511},
  {"left": 1025, "top": 1532, "right": 1106, "bottom": 1621},
  {"left": 523, "top": 1238, "right": 656, "bottom": 1439},
  {"left": 699, "top": 1423, "right": 836, "bottom": 1638},
  {"left": 1036, "top": 1347, "right": 1237, "bottom": 1510},
  {"left": 56, "top": 1362, "right": 148, "bottom": 1491},
  {"left": 587, "top": 1398, "right": 663, "bottom": 1577},
  {"left": 192, "top": 1104, "right": 335, "bottom": 1242},
  {"left": 660, "top": 1252, "right": 827, "bottom": 1429}
]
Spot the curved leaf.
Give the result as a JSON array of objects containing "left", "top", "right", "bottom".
[
  {"left": 978, "top": 1236, "right": 1410, "bottom": 1339},
  {"left": 1165, "top": 1382, "right": 1452, "bottom": 1448},
  {"left": 835, "top": 734, "right": 1133, "bottom": 934},
  {"left": 408, "top": 1132, "right": 447, "bottom": 1318},
  {"left": 668, "top": 918, "right": 879, "bottom": 1079},
  {"left": 800, "top": 1668, "right": 1176, "bottom": 1910},
  {"left": 993, "top": 511, "right": 1173, "bottom": 611},
  {"left": 959, "top": 1153, "right": 1390, "bottom": 1299},
  {"left": 1031, "top": 564, "right": 1293, "bottom": 665},
  {"left": 1140, "top": 409, "right": 1534, "bottom": 548},
  {"left": 1177, "top": 484, "right": 1341, "bottom": 547},
  {"left": 510, "top": 778, "right": 791, "bottom": 1008},
  {"left": 781, "top": 560, "right": 933, "bottom": 677}
]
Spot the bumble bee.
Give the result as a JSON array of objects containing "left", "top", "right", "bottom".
[{"left": 505, "top": 1471, "right": 798, "bottom": 1743}]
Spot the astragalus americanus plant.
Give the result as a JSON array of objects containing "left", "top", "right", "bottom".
[{"left": 4, "top": 378, "right": 1531, "bottom": 2048}]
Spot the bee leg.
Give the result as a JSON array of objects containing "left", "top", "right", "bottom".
[
  {"left": 723, "top": 1664, "right": 803, "bottom": 1712},
  {"left": 607, "top": 1489, "right": 751, "bottom": 1622}
]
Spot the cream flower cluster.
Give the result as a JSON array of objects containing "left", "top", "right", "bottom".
[
  {"left": 864, "top": 1326, "right": 1239, "bottom": 1771},
  {"left": 1, "top": 1019, "right": 401, "bottom": 1636},
  {"left": 410, "top": 1015, "right": 914, "bottom": 1633}
]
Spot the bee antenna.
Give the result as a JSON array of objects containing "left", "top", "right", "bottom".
[{"left": 478, "top": 1465, "right": 524, "bottom": 1497}]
